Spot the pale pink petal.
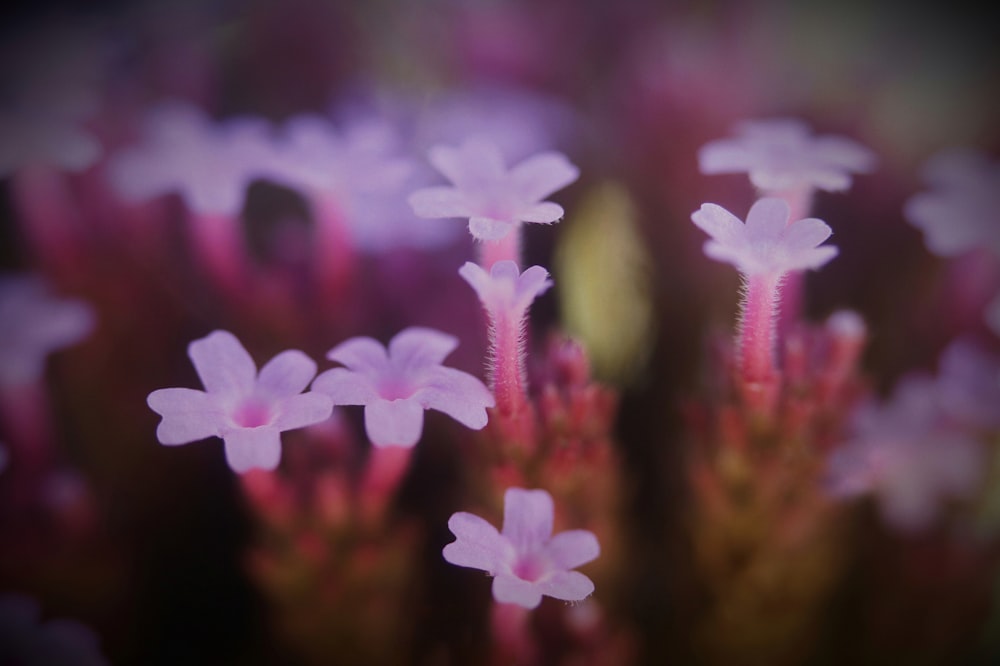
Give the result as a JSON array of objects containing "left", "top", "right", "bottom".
[
  {"left": 311, "top": 367, "right": 379, "bottom": 405},
  {"left": 222, "top": 427, "right": 282, "bottom": 473},
  {"left": 490, "top": 260, "right": 521, "bottom": 282},
  {"left": 408, "top": 186, "right": 473, "bottom": 218},
  {"left": 515, "top": 266, "right": 553, "bottom": 306},
  {"left": 365, "top": 397, "right": 425, "bottom": 447},
  {"left": 458, "top": 261, "right": 491, "bottom": 300},
  {"left": 538, "top": 570, "right": 595, "bottom": 602},
  {"left": 146, "top": 388, "right": 221, "bottom": 445},
  {"left": 188, "top": 330, "right": 256, "bottom": 395},
  {"left": 745, "top": 197, "right": 789, "bottom": 238},
  {"left": 429, "top": 138, "right": 506, "bottom": 188},
  {"left": 814, "top": 136, "right": 877, "bottom": 172},
  {"left": 272, "top": 392, "right": 333, "bottom": 430},
  {"left": 492, "top": 574, "right": 543, "bottom": 609},
  {"left": 470, "top": 216, "right": 513, "bottom": 240},
  {"left": 257, "top": 350, "right": 317, "bottom": 397},
  {"left": 690, "top": 203, "right": 745, "bottom": 246},
  {"left": 697, "top": 141, "right": 754, "bottom": 174},
  {"left": 502, "top": 488, "right": 554, "bottom": 552},
  {"left": 508, "top": 152, "right": 579, "bottom": 202},
  {"left": 388, "top": 327, "right": 459, "bottom": 369},
  {"left": 517, "top": 201, "right": 564, "bottom": 224},
  {"left": 785, "top": 245, "right": 838, "bottom": 272},
  {"left": 417, "top": 367, "right": 494, "bottom": 429},
  {"left": 326, "top": 336, "right": 387, "bottom": 371},
  {"left": 782, "top": 217, "right": 833, "bottom": 253},
  {"left": 443, "top": 511, "right": 511, "bottom": 572},
  {"left": 544, "top": 530, "right": 600, "bottom": 570}
]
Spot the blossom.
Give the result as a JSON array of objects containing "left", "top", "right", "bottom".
[
  {"left": 698, "top": 118, "right": 876, "bottom": 192},
  {"left": 825, "top": 375, "right": 985, "bottom": 532},
  {"left": 107, "top": 101, "right": 276, "bottom": 216},
  {"left": 311, "top": 327, "right": 494, "bottom": 447},
  {"left": 442, "top": 487, "right": 600, "bottom": 609},
  {"left": 903, "top": 148, "right": 1000, "bottom": 257},
  {"left": 0, "top": 275, "right": 96, "bottom": 387},
  {"left": 936, "top": 338, "right": 1000, "bottom": 431},
  {"left": 0, "top": 594, "right": 109, "bottom": 666},
  {"left": 690, "top": 198, "right": 838, "bottom": 277},
  {"left": 458, "top": 260, "right": 552, "bottom": 319},
  {"left": 146, "top": 330, "right": 333, "bottom": 473},
  {"left": 408, "top": 137, "right": 578, "bottom": 241}
]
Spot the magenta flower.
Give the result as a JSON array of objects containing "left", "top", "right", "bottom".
[
  {"left": 698, "top": 118, "right": 876, "bottom": 192},
  {"left": 443, "top": 487, "right": 600, "bottom": 609},
  {"left": 107, "top": 101, "right": 276, "bottom": 216},
  {"left": 311, "top": 327, "right": 495, "bottom": 448},
  {"left": 904, "top": 148, "right": 1000, "bottom": 258},
  {"left": 0, "top": 594, "right": 109, "bottom": 666},
  {"left": 408, "top": 137, "right": 579, "bottom": 241},
  {"left": 146, "top": 330, "right": 333, "bottom": 473},
  {"left": 0, "top": 275, "right": 96, "bottom": 387},
  {"left": 690, "top": 198, "right": 838, "bottom": 277}
]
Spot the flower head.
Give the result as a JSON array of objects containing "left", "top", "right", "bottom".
[
  {"left": 458, "top": 260, "right": 552, "bottom": 318},
  {"left": 0, "top": 594, "right": 109, "bottom": 666},
  {"left": 107, "top": 101, "right": 276, "bottom": 216},
  {"left": 904, "top": 148, "right": 1000, "bottom": 258},
  {"left": 691, "top": 198, "right": 838, "bottom": 277},
  {"left": 146, "top": 330, "right": 333, "bottom": 473},
  {"left": 0, "top": 275, "right": 96, "bottom": 387},
  {"left": 698, "top": 118, "right": 875, "bottom": 192},
  {"left": 443, "top": 487, "right": 600, "bottom": 609},
  {"left": 311, "top": 327, "right": 494, "bottom": 447},
  {"left": 408, "top": 137, "right": 578, "bottom": 241}
]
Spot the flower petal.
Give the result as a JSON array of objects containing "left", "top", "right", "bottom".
[
  {"left": 365, "top": 397, "right": 425, "bottom": 447},
  {"left": 517, "top": 201, "right": 563, "bottom": 224},
  {"left": 745, "top": 198, "right": 789, "bottom": 239},
  {"left": 417, "top": 366, "right": 495, "bottom": 429},
  {"left": 691, "top": 203, "right": 745, "bottom": 247},
  {"left": 544, "top": 530, "right": 600, "bottom": 570},
  {"left": 782, "top": 217, "right": 833, "bottom": 253},
  {"left": 257, "top": 350, "right": 317, "bottom": 397},
  {"left": 429, "top": 138, "right": 506, "bottom": 189},
  {"left": 311, "top": 367, "right": 379, "bottom": 405},
  {"left": 146, "top": 388, "right": 221, "bottom": 445},
  {"left": 508, "top": 151, "right": 579, "bottom": 202},
  {"left": 408, "top": 186, "right": 473, "bottom": 219},
  {"left": 514, "top": 265, "right": 553, "bottom": 307},
  {"left": 538, "top": 570, "right": 595, "bottom": 602},
  {"left": 188, "top": 330, "right": 257, "bottom": 396},
  {"left": 222, "top": 427, "right": 282, "bottom": 473},
  {"left": 697, "top": 140, "right": 754, "bottom": 174},
  {"left": 502, "top": 488, "right": 554, "bottom": 552},
  {"left": 492, "top": 574, "right": 543, "bottom": 609},
  {"left": 326, "top": 336, "right": 387, "bottom": 371},
  {"left": 469, "top": 216, "right": 513, "bottom": 241},
  {"left": 272, "top": 392, "right": 333, "bottom": 431},
  {"left": 443, "top": 511, "right": 510, "bottom": 573},
  {"left": 388, "top": 327, "right": 459, "bottom": 369}
]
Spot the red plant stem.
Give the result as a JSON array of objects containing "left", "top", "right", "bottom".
[
  {"left": 737, "top": 272, "right": 782, "bottom": 414},
  {"left": 771, "top": 187, "right": 814, "bottom": 337},
  {"left": 10, "top": 166, "right": 85, "bottom": 274},
  {"left": 489, "top": 304, "right": 529, "bottom": 417},
  {"left": 478, "top": 227, "right": 522, "bottom": 270},
  {"left": 189, "top": 212, "right": 247, "bottom": 294},
  {"left": 314, "top": 194, "right": 358, "bottom": 304},
  {"left": 491, "top": 602, "right": 538, "bottom": 665}
]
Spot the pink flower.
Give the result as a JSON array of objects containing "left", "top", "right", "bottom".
[
  {"left": 146, "top": 330, "right": 333, "bottom": 473},
  {"left": 107, "top": 101, "right": 276, "bottom": 216},
  {"left": 904, "top": 148, "right": 1000, "bottom": 257},
  {"left": 0, "top": 594, "right": 109, "bottom": 666},
  {"left": 698, "top": 118, "right": 875, "bottom": 192},
  {"left": 311, "top": 327, "right": 495, "bottom": 447},
  {"left": 690, "top": 198, "right": 838, "bottom": 277},
  {"left": 936, "top": 338, "right": 1000, "bottom": 431},
  {"left": 0, "top": 275, "right": 96, "bottom": 387},
  {"left": 443, "top": 487, "right": 600, "bottom": 609},
  {"left": 408, "top": 137, "right": 579, "bottom": 241},
  {"left": 458, "top": 260, "right": 552, "bottom": 321}
]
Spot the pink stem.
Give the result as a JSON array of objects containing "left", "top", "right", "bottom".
[
  {"left": 358, "top": 446, "right": 412, "bottom": 525},
  {"left": 478, "top": 227, "right": 522, "bottom": 270},
  {"left": 490, "top": 602, "right": 538, "bottom": 665},
  {"left": 189, "top": 212, "right": 247, "bottom": 293},
  {"left": 737, "top": 272, "right": 782, "bottom": 414},
  {"left": 489, "top": 305, "right": 528, "bottom": 417},
  {"left": 10, "top": 167, "right": 84, "bottom": 272},
  {"left": 770, "top": 187, "right": 814, "bottom": 337},
  {"left": 314, "top": 195, "right": 358, "bottom": 301}
]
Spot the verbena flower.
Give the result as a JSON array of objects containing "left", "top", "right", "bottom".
[
  {"left": 146, "top": 330, "right": 333, "bottom": 473},
  {"left": 825, "top": 375, "right": 985, "bottom": 532},
  {"left": 690, "top": 198, "right": 838, "bottom": 277},
  {"left": 904, "top": 148, "right": 1000, "bottom": 257},
  {"left": 0, "top": 594, "right": 109, "bottom": 666},
  {"left": 408, "top": 136, "right": 579, "bottom": 241},
  {"left": 443, "top": 487, "right": 600, "bottom": 609},
  {"left": 458, "top": 260, "right": 552, "bottom": 323},
  {"left": 698, "top": 118, "right": 876, "bottom": 192},
  {"left": 107, "top": 101, "right": 275, "bottom": 216},
  {"left": 0, "top": 275, "right": 96, "bottom": 387},
  {"left": 311, "top": 327, "right": 494, "bottom": 447}
]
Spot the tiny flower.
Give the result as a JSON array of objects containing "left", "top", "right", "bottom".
[
  {"left": 408, "top": 136, "right": 579, "bottom": 241},
  {"left": 146, "top": 330, "right": 333, "bottom": 473},
  {"left": 690, "top": 198, "right": 838, "bottom": 277},
  {"left": 936, "top": 338, "right": 1000, "bottom": 431},
  {"left": 903, "top": 148, "right": 1000, "bottom": 258},
  {"left": 698, "top": 118, "right": 876, "bottom": 192},
  {"left": 0, "top": 275, "right": 96, "bottom": 387},
  {"left": 443, "top": 487, "right": 600, "bottom": 609},
  {"left": 458, "top": 260, "right": 552, "bottom": 320},
  {"left": 0, "top": 594, "right": 109, "bottom": 666},
  {"left": 107, "top": 101, "right": 276, "bottom": 216},
  {"left": 311, "top": 327, "right": 494, "bottom": 447}
]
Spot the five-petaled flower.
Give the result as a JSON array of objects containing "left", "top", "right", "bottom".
[
  {"left": 443, "top": 487, "right": 600, "bottom": 609},
  {"left": 698, "top": 118, "right": 876, "bottom": 193},
  {"left": 311, "top": 327, "right": 495, "bottom": 447},
  {"left": 690, "top": 198, "right": 838, "bottom": 277},
  {"left": 408, "top": 136, "right": 579, "bottom": 241},
  {"left": 146, "top": 330, "right": 333, "bottom": 473},
  {"left": 458, "top": 260, "right": 552, "bottom": 324}
]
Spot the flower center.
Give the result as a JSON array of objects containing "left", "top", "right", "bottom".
[
  {"left": 232, "top": 398, "right": 273, "bottom": 428},
  {"left": 378, "top": 378, "right": 416, "bottom": 401},
  {"left": 512, "top": 552, "right": 548, "bottom": 583}
]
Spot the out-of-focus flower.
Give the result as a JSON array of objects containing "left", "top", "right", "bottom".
[
  {"left": 690, "top": 198, "right": 838, "bottom": 277},
  {"left": 825, "top": 375, "right": 985, "bottom": 532},
  {"left": 107, "top": 101, "right": 276, "bottom": 216},
  {"left": 443, "top": 487, "right": 600, "bottom": 609},
  {"left": 698, "top": 118, "right": 876, "bottom": 192},
  {"left": 146, "top": 330, "right": 333, "bottom": 473},
  {"left": 0, "top": 594, "right": 109, "bottom": 666},
  {"left": 0, "top": 275, "right": 96, "bottom": 387},
  {"left": 408, "top": 137, "right": 578, "bottom": 241},
  {"left": 312, "top": 327, "right": 494, "bottom": 447},
  {"left": 936, "top": 338, "right": 1000, "bottom": 431},
  {"left": 904, "top": 148, "right": 1000, "bottom": 257},
  {"left": 459, "top": 261, "right": 552, "bottom": 320}
]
